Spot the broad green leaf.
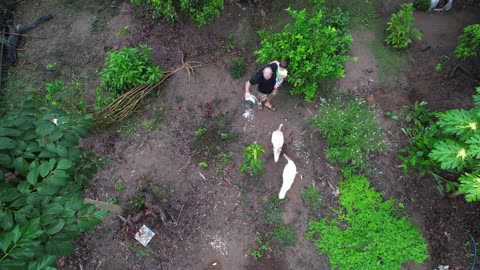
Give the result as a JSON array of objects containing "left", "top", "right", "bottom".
[
  {"left": 9, "top": 246, "right": 35, "bottom": 259},
  {"left": 466, "top": 134, "right": 480, "bottom": 159},
  {"left": 64, "top": 196, "right": 84, "bottom": 211},
  {"left": 0, "top": 259, "right": 25, "bottom": 270},
  {"left": 458, "top": 173, "right": 480, "bottom": 202},
  {"left": 10, "top": 225, "right": 22, "bottom": 243},
  {"left": 47, "top": 130, "right": 63, "bottom": 142},
  {"left": 14, "top": 213, "right": 28, "bottom": 226},
  {"left": 45, "top": 236, "right": 74, "bottom": 256},
  {"left": 56, "top": 159, "right": 72, "bottom": 170},
  {"left": 27, "top": 255, "right": 56, "bottom": 270},
  {"left": 0, "top": 137, "right": 17, "bottom": 150},
  {"left": 36, "top": 122, "right": 56, "bottom": 137},
  {"left": 42, "top": 203, "right": 64, "bottom": 216},
  {"left": 0, "top": 128, "right": 22, "bottom": 137},
  {"left": 36, "top": 182, "right": 60, "bottom": 196},
  {"left": 38, "top": 162, "right": 51, "bottom": 178},
  {"left": 48, "top": 158, "right": 57, "bottom": 171},
  {"left": 47, "top": 174, "right": 69, "bottom": 186},
  {"left": 46, "top": 219, "right": 65, "bottom": 235},
  {"left": 0, "top": 184, "right": 21, "bottom": 202},
  {"left": 428, "top": 140, "right": 467, "bottom": 171},
  {"left": 20, "top": 218, "right": 43, "bottom": 240},
  {"left": 27, "top": 167, "right": 39, "bottom": 185},
  {"left": 0, "top": 231, "right": 13, "bottom": 252},
  {"left": 0, "top": 154, "right": 12, "bottom": 168}
]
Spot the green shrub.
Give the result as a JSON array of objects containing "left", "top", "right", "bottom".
[
  {"left": 310, "top": 94, "right": 385, "bottom": 170},
  {"left": 414, "top": 0, "right": 430, "bottom": 11},
  {"left": 306, "top": 174, "right": 428, "bottom": 269},
  {"left": 454, "top": 24, "right": 480, "bottom": 58},
  {"left": 394, "top": 87, "right": 480, "bottom": 202},
  {"left": 45, "top": 80, "right": 86, "bottom": 114},
  {"left": 100, "top": 45, "right": 163, "bottom": 98},
  {"left": 256, "top": 5, "right": 352, "bottom": 100},
  {"left": 385, "top": 3, "right": 423, "bottom": 49},
  {"left": 301, "top": 185, "right": 322, "bottom": 212},
  {"left": 229, "top": 57, "right": 246, "bottom": 79},
  {"left": 239, "top": 141, "right": 265, "bottom": 176},
  {"left": 130, "top": 0, "right": 223, "bottom": 26},
  {"left": 0, "top": 97, "right": 108, "bottom": 268}
]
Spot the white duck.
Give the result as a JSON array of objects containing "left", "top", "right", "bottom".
[
  {"left": 279, "top": 153, "right": 297, "bottom": 199},
  {"left": 271, "top": 124, "right": 284, "bottom": 163}
]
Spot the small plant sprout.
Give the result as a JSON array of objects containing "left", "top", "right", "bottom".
[
  {"left": 220, "top": 132, "right": 229, "bottom": 140},
  {"left": 195, "top": 127, "right": 207, "bottom": 137},
  {"left": 199, "top": 162, "right": 208, "bottom": 168},
  {"left": 117, "top": 25, "right": 129, "bottom": 36},
  {"left": 353, "top": 56, "right": 359, "bottom": 62},
  {"left": 46, "top": 62, "right": 57, "bottom": 70},
  {"left": 239, "top": 142, "right": 266, "bottom": 176}
]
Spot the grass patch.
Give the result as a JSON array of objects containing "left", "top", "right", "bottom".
[
  {"left": 189, "top": 114, "right": 237, "bottom": 164},
  {"left": 301, "top": 185, "right": 322, "bottom": 212},
  {"left": 307, "top": 174, "right": 428, "bottom": 269},
  {"left": 251, "top": 196, "right": 297, "bottom": 259},
  {"left": 310, "top": 93, "right": 385, "bottom": 171}
]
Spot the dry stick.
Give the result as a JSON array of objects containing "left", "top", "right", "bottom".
[
  {"left": 84, "top": 198, "right": 126, "bottom": 215},
  {"left": 5, "top": 32, "right": 45, "bottom": 39},
  {"left": 174, "top": 204, "right": 185, "bottom": 226}
]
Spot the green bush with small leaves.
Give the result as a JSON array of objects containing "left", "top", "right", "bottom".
[
  {"left": 385, "top": 3, "right": 423, "bottom": 49},
  {"left": 256, "top": 4, "right": 352, "bottom": 100},
  {"left": 310, "top": 93, "right": 385, "bottom": 170},
  {"left": 414, "top": 0, "right": 430, "bottom": 11},
  {"left": 100, "top": 45, "right": 163, "bottom": 98},
  {"left": 301, "top": 185, "right": 322, "bottom": 212},
  {"left": 0, "top": 97, "right": 108, "bottom": 269},
  {"left": 130, "top": 0, "right": 223, "bottom": 26},
  {"left": 307, "top": 174, "right": 428, "bottom": 269},
  {"left": 229, "top": 57, "right": 246, "bottom": 79},
  {"left": 454, "top": 24, "right": 480, "bottom": 59}
]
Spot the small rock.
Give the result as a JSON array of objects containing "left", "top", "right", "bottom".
[
  {"left": 421, "top": 44, "right": 431, "bottom": 52},
  {"left": 365, "top": 68, "right": 373, "bottom": 74}
]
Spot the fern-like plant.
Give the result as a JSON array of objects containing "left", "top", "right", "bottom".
[
  {"left": 239, "top": 142, "right": 266, "bottom": 176},
  {"left": 454, "top": 24, "right": 480, "bottom": 59},
  {"left": 385, "top": 3, "right": 423, "bottom": 49}
]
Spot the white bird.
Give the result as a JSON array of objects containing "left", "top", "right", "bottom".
[
  {"left": 271, "top": 124, "right": 284, "bottom": 163},
  {"left": 279, "top": 154, "right": 297, "bottom": 199}
]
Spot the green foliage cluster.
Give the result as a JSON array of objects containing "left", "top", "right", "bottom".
[
  {"left": 44, "top": 80, "right": 86, "bottom": 114},
  {"left": 189, "top": 114, "right": 236, "bottom": 163},
  {"left": 306, "top": 174, "right": 428, "bottom": 269},
  {"left": 239, "top": 142, "right": 265, "bottom": 176},
  {"left": 455, "top": 24, "right": 480, "bottom": 59},
  {"left": 394, "top": 87, "right": 480, "bottom": 202},
  {"left": 256, "top": 4, "right": 352, "bottom": 100},
  {"left": 301, "top": 185, "right": 322, "bottom": 212},
  {"left": 100, "top": 45, "right": 163, "bottom": 99},
  {"left": 385, "top": 3, "right": 423, "bottom": 49},
  {"left": 130, "top": 0, "right": 223, "bottom": 26},
  {"left": 413, "top": 0, "right": 430, "bottom": 11},
  {"left": 251, "top": 197, "right": 297, "bottom": 259},
  {"left": 310, "top": 94, "right": 385, "bottom": 170},
  {"left": 0, "top": 98, "right": 108, "bottom": 269},
  {"left": 229, "top": 57, "right": 246, "bottom": 79}
]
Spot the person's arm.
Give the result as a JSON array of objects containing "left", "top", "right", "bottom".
[
  {"left": 269, "top": 60, "right": 280, "bottom": 66},
  {"left": 245, "top": 80, "right": 251, "bottom": 98}
]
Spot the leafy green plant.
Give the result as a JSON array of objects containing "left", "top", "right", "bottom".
[
  {"left": 44, "top": 80, "right": 87, "bottom": 114},
  {"left": 239, "top": 142, "right": 266, "bottom": 176},
  {"left": 310, "top": 93, "right": 385, "bottom": 170},
  {"left": 454, "top": 24, "right": 480, "bottom": 58},
  {"left": 199, "top": 161, "right": 208, "bottom": 168},
  {"left": 251, "top": 237, "right": 269, "bottom": 260},
  {"left": 195, "top": 127, "right": 207, "bottom": 137},
  {"left": 306, "top": 174, "right": 428, "bottom": 269},
  {"left": 394, "top": 87, "right": 480, "bottom": 201},
  {"left": 301, "top": 185, "right": 322, "bottom": 212},
  {"left": 414, "top": 0, "right": 430, "bottom": 11},
  {"left": 130, "top": 0, "right": 223, "bottom": 27},
  {"left": 385, "top": 3, "right": 423, "bottom": 49},
  {"left": 229, "top": 57, "right": 246, "bottom": 79},
  {"left": 100, "top": 45, "right": 163, "bottom": 99},
  {"left": 0, "top": 97, "right": 108, "bottom": 269},
  {"left": 256, "top": 4, "right": 352, "bottom": 100}
]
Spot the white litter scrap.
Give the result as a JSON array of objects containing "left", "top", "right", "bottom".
[{"left": 135, "top": 225, "right": 155, "bottom": 247}]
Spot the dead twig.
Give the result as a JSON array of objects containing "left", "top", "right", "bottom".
[
  {"left": 174, "top": 204, "right": 184, "bottom": 226},
  {"left": 5, "top": 32, "right": 45, "bottom": 39}
]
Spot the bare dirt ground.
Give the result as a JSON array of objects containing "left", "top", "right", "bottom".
[{"left": 6, "top": 0, "right": 480, "bottom": 269}]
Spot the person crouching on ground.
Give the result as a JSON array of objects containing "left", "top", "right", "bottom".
[{"left": 245, "top": 66, "right": 277, "bottom": 111}]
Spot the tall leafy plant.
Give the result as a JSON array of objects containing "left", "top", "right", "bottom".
[
  {"left": 256, "top": 5, "right": 352, "bottom": 100},
  {"left": 100, "top": 45, "right": 163, "bottom": 98},
  {"left": 130, "top": 0, "right": 223, "bottom": 26},
  {"left": 385, "top": 3, "right": 423, "bottom": 49},
  {"left": 239, "top": 142, "right": 265, "bottom": 176},
  {"left": 0, "top": 98, "right": 108, "bottom": 269},
  {"left": 396, "top": 87, "right": 480, "bottom": 202},
  {"left": 454, "top": 24, "right": 480, "bottom": 59}
]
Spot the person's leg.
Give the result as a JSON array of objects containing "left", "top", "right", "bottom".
[{"left": 264, "top": 91, "right": 277, "bottom": 111}]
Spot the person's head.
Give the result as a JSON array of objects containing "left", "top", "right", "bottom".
[
  {"left": 279, "top": 61, "right": 288, "bottom": 69},
  {"left": 263, "top": 67, "right": 273, "bottom": 80}
]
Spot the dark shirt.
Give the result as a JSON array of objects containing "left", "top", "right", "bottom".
[{"left": 249, "top": 63, "right": 278, "bottom": 94}]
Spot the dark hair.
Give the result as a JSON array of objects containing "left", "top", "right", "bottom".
[{"left": 280, "top": 61, "right": 288, "bottom": 68}]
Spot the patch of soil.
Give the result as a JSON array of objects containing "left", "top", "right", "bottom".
[{"left": 7, "top": 0, "right": 480, "bottom": 269}]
